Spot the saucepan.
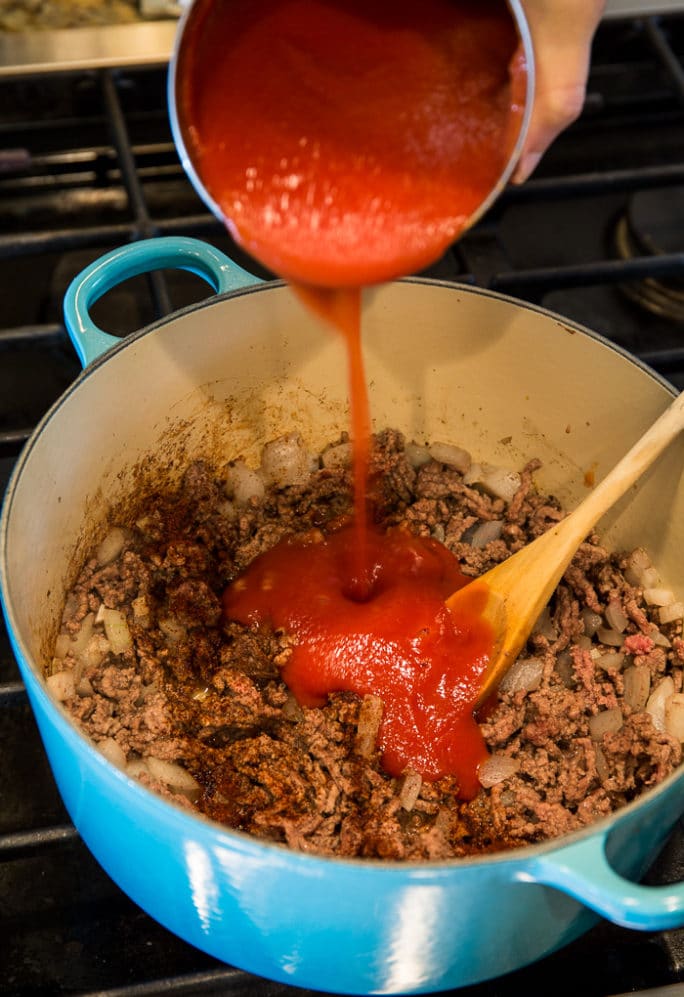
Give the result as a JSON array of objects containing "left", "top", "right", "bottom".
[
  {"left": 167, "top": 0, "right": 536, "bottom": 278},
  {"left": 1, "top": 236, "right": 684, "bottom": 995}
]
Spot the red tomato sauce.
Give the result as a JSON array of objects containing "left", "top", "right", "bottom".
[
  {"left": 223, "top": 522, "right": 492, "bottom": 795},
  {"left": 176, "top": 0, "right": 526, "bottom": 287}
]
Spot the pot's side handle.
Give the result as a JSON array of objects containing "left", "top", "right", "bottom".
[
  {"left": 63, "top": 236, "right": 263, "bottom": 367},
  {"left": 521, "top": 831, "right": 684, "bottom": 930}
]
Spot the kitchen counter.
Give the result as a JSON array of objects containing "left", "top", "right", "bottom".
[{"left": 0, "top": 18, "right": 178, "bottom": 75}]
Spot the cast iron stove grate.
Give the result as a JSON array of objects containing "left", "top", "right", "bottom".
[{"left": 1, "top": 12, "right": 684, "bottom": 997}]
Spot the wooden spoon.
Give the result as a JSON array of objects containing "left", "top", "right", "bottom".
[{"left": 446, "top": 390, "right": 684, "bottom": 707}]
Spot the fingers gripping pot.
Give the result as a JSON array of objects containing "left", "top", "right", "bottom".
[{"left": 2, "top": 236, "right": 684, "bottom": 994}]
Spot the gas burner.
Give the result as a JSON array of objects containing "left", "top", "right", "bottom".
[{"left": 614, "top": 186, "right": 684, "bottom": 323}]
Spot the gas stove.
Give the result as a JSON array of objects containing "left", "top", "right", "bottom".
[{"left": 1, "top": 10, "right": 684, "bottom": 997}]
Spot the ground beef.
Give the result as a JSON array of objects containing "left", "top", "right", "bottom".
[{"left": 48, "top": 430, "right": 684, "bottom": 860}]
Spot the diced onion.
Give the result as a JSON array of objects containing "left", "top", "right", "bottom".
[
  {"left": 147, "top": 756, "right": 201, "bottom": 799},
  {"left": 649, "top": 625, "right": 672, "bottom": 649},
  {"left": 582, "top": 609, "right": 602, "bottom": 637},
  {"left": 643, "top": 587, "right": 675, "bottom": 607},
  {"left": 54, "top": 633, "right": 72, "bottom": 659},
  {"left": 404, "top": 442, "right": 432, "bottom": 469},
  {"left": 46, "top": 670, "right": 75, "bottom": 702},
  {"left": 534, "top": 606, "right": 557, "bottom": 641},
  {"left": 60, "top": 593, "right": 80, "bottom": 625},
  {"left": 399, "top": 769, "right": 423, "bottom": 811},
  {"left": 431, "top": 523, "right": 446, "bottom": 544},
  {"left": 217, "top": 500, "right": 237, "bottom": 522},
  {"left": 134, "top": 515, "right": 154, "bottom": 537},
  {"left": 355, "top": 694, "right": 384, "bottom": 758},
  {"left": 131, "top": 595, "right": 151, "bottom": 628},
  {"left": 96, "top": 527, "right": 126, "bottom": 567},
  {"left": 665, "top": 693, "right": 684, "bottom": 741},
  {"left": 589, "top": 708, "right": 623, "bottom": 741},
  {"left": 597, "top": 627, "right": 624, "bottom": 648},
  {"left": 646, "top": 676, "right": 676, "bottom": 732},
  {"left": 479, "top": 753, "right": 518, "bottom": 788},
  {"left": 321, "top": 441, "right": 352, "bottom": 469},
  {"left": 623, "top": 664, "right": 651, "bottom": 711},
  {"left": 427, "top": 441, "right": 472, "bottom": 474},
  {"left": 102, "top": 608, "right": 133, "bottom": 655},
  {"left": 604, "top": 599, "right": 628, "bottom": 634},
  {"left": 555, "top": 650, "right": 575, "bottom": 688},
  {"left": 260, "top": 433, "right": 317, "bottom": 488},
  {"left": 78, "top": 633, "right": 111, "bottom": 669},
  {"left": 660, "top": 601, "right": 684, "bottom": 625},
  {"left": 469, "top": 520, "right": 504, "bottom": 549},
  {"left": 464, "top": 463, "right": 521, "bottom": 503},
  {"left": 640, "top": 567, "right": 661, "bottom": 589},
  {"left": 624, "top": 547, "right": 653, "bottom": 587},
  {"left": 597, "top": 651, "right": 626, "bottom": 672},
  {"left": 97, "top": 736, "right": 127, "bottom": 770},
  {"left": 594, "top": 744, "right": 610, "bottom": 783},
  {"left": 69, "top": 612, "right": 95, "bottom": 656},
  {"left": 76, "top": 675, "right": 94, "bottom": 697},
  {"left": 499, "top": 657, "right": 544, "bottom": 694},
  {"left": 126, "top": 757, "right": 150, "bottom": 779},
  {"left": 225, "top": 458, "right": 265, "bottom": 505}
]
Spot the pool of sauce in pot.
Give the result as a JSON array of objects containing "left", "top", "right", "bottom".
[
  {"left": 178, "top": 0, "right": 526, "bottom": 795},
  {"left": 224, "top": 522, "right": 493, "bottom": 795}
]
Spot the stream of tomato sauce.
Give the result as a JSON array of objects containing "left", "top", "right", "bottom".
[{"left": 176, "top": 0, "right": 526, "bottom": 796}]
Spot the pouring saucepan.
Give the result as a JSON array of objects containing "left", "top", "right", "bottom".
[
  {"left": 167, "top": 0, "right": 536, "bottom": 283},
  {"left": 1, "top": 236, "right": 684, "bottom": 995}
]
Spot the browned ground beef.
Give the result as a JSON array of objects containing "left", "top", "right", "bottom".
[{"left": 48, "top": 429, "right": 683, "bottom": 860}]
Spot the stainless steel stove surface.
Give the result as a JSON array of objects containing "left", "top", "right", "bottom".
[{"left": 2, "top": 12, "right": 684, "bottom": 997}]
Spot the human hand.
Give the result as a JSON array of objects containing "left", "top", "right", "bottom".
[{"left": 513, "top": 0, "right": 606, "bottom": 182}]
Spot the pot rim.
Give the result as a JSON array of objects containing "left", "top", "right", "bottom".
[
  {"left": 65, "top": 273, "right": 682, "bottom": 398},
  {"left": 1, "top": 275, "right": 682, "bottom": 876}
]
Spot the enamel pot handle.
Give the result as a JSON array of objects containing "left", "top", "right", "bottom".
[
  {"left": 525, "top": 828, "right": 684, "bottom": 930},
  {"left": 63, "top": 236, "right": 262, "bottom": 367}
]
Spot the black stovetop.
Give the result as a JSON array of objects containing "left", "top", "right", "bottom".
[{"left": 2, "top": 12, "right": 684, "bottom": 997}]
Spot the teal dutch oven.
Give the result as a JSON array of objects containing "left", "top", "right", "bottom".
[{"left": 2, "top": 236, "right": 684, "bottom": 994}]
